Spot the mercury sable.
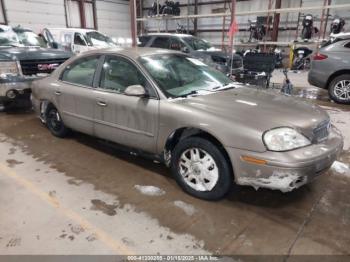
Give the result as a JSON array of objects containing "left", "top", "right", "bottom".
[{"left": 31, "top": 48, "right": 343, "bottom": 200}]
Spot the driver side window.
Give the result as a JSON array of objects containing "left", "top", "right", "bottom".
[
  {"left": 99, "top": 56, "right": 156, "bottom": 97},
  {"left": 61, "top": 55, "right": 100, "bottom": 87},
  {"left": 74, "top": 33, "right": 86, "bottom": 46}
]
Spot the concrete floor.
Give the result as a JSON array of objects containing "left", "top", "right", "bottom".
[{"left": 0, "top": 84, "right": 350, "bottom": 257}]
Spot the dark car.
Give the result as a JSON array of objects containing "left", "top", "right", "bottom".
[
  {"left": 0, "top": 25, "right": 72, "bottom": 111},
  {"left": 138, "top": 33, "right": 243, "bottom": 75},
  {"left": 308, "top": 36, "right": 350, "bottom": 104}
]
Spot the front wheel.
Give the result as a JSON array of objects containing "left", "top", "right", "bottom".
[
  {"left": 171, "top": 137, "right": 233, "bottom": 200},
  {"left": 46, "top": 106, "right": 69, "bottom": 137},
  {"left": 328, "top": 74, "right": 350, "bottom": 104}
]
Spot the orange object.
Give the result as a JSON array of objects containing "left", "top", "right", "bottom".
[{"left": 241, "top": 156, "right": 268, "bottom": 165}]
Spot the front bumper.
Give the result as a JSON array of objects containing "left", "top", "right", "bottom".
[
  {"left": 0, "top": 75, "right": 43, "bottom": 106},
  {"left": 226, "top": 127, "right": 343, "bottom": 192}
]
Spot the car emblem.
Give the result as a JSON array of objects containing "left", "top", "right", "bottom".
[{"left": 37, "top": 63, "right": 59, "bottom": 71}]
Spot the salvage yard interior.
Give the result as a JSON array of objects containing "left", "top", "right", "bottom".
[{"left": 0, "top": 0, "right": 350, "bottom": 261}]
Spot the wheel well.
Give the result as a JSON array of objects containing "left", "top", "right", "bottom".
[
  {"left": 326, "top": 70, "right": 350, "bottom": 88},
  {"left": 39, "top": 100, "right": 55, "bottom": 121},
  {"left": 164, "top": 128, "right": 234, "bottom": 176}
]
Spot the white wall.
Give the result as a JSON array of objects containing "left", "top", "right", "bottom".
[
  {"left": 96, "top": 0, "right": 130, "bottom": 38},
  {"left": 4, "top": 0, "right": 66, "bottom": 32},
  {"left": 1, "top": 0, "right": 131, "bottom": 39}
]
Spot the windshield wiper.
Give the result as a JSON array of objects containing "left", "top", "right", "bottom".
[
  {"left": 178, "top": 89, "right": 215, "bottom": 98},
  {"left": 213, "top": 82, "right": 236, "bottom": 91}
]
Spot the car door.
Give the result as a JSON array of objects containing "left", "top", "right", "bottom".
[
  {"left": 93, "top": 55, "right": 159, "bottom": 153},
  {"left": 41, "top": 28, "right": 56, "bottom": 48},
  {"left": 58, "top": 55, "right": 103, "bottom": 135}
]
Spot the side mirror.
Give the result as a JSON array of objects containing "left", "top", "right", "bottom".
[
  {"left": 181, "top": 46, "right": 190, "bottom": 53},
  {"left": 124, "top": 85, "right": 147, "bottom": 97}
]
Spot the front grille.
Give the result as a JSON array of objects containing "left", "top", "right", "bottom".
[
  {"left": 313, "top": 120, "right": 330, "bottom": 142},
  {"left": 20, "top": 58, "right": 68, "bottom": 76}
]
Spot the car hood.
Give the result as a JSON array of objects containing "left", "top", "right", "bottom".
[
  {"left": 0, "top": 47, "right": 72, "bottom": 61},
  {"left": 173, "top": 88, "right": 329, "bottom": 138}
]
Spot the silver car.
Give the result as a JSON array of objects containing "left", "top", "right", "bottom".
[
  {"left": 31, "top": 48, "right": 343, "bottom": 200},
  {"left": 308, "top": 37, "right": 350, "bottom": 104}
]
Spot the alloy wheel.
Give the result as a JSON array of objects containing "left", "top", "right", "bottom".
[{"left": 334, "top": 79, "right": 350, "bottom": 101}]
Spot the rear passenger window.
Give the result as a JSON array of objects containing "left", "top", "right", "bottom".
[
  {"left": 61, "top": 56, "right": 99, "bottom": 87},
  {"left": 151, "top": 37, "right": 170, "bottom": 49},
  {"left": 345, "top": 42, "right": 350, "bottom": 48},
  {"left": 138, "top": 36, "right": 151, "bottom": 47}
]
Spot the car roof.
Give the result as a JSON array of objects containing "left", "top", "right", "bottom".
[
  {"left": 141, "top": 33, "right": 193, "bottom": 38},
  {"left": 81, "top": 47, "right": 182, "bottom": 60},
  {"left": 46, "top": 28, "right": 97, "bottom": 34}
]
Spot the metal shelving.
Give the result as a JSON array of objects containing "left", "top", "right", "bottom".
[
  {"left": 136, "top": 3, "right": 350, "bottom": 21},
  {"left": 131, "top": 0, "right": 350, "bottom": 50}
]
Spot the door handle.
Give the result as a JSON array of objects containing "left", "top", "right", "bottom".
[
  {"left": 55, "top": 91, "right": 62, "bottom": 96},
  {"left": 97, "top": 101, "right": 107, "bottom": 107}
]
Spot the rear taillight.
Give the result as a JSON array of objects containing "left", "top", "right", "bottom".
[{"left": 313, "top": 53, "right": 328, "bottom": 61}]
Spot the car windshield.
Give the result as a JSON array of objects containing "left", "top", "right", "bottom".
[
  {"left": 139, "top": 54, "right": 234, "bottom": 98},
  {"left": 85, "top": 31, "right": 116, "bottom": 47},
  {"left": 183, "top": 36, "right": 213, "bottom": 51},
  {"left": 0, "top": 28, "right": 46, "bottom": 47},
  {"left": 0, "top": 29, "right": 20, "bottom": 46},
  {"left": 15, "top": 30, "right": 46, "bottom": 47}
]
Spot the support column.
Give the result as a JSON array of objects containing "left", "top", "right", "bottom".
[
  {"left": 271, "top": 0, "right": 281, "bottom": 42},
  {"left": 229, "top": 0, "right": 236, "bottom": 53},
  {"left": 130, "top": 0, "right": 137, "bottom": 47},
  {"left": 194, "top": 0, "right": 198, "bottom": 35},
  {"left": 78, "top": 0, "right": 86, "bottom": 28}
]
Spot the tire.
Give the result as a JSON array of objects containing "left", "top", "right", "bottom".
[
  {"left": 46, "top": 105, "right": 69, "bottom": 137},
  {"left": 170, "top": 137, "right": 233, "bottom": 200},
  {"left": 328, "top": 74, "right": 350, "bottom": 104}
]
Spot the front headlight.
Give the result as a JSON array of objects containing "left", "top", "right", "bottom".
[
  {"left": 263, "top": 127, "right": 311, "bottom": 151},
  {"left": 0, "top": 61, "right": 20, "bottom": 78}
]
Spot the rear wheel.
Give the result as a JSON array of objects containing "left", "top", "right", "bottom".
[
  {"left": 46, "top": 105, "right": 69, "bottom": 137},
  {"left": 328, "top": 74, "right": 350, "bottom": 104},
  {"left": 171, "top": 137, "right": 232, "bottom": 200}
]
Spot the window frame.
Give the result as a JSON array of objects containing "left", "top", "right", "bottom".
[
  {"left": 95, "top": 54, "right": 160, "bottom": 100},
  {"left": 65, "top": 0, "right": 97, "bottom": 30},
  {"left": 59, "top": 54, "right": 103, "bottom": 89}
]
